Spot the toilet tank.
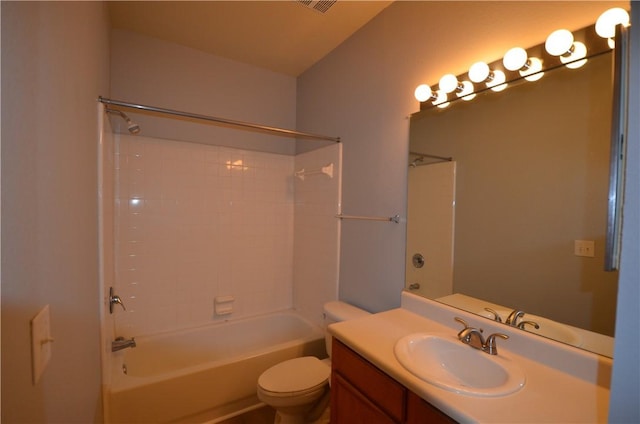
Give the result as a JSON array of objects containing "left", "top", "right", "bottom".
[{"left": 323, "top": 301, "right": 370, "bottom": 357}]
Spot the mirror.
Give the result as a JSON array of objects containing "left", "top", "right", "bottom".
[{"left": 406, "top": 47, "right": 618, "bottom": 357}]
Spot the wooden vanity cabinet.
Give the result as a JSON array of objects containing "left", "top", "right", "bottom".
[
  {"left": 405, "top": 391, "right": 457, "bottom": 424},
  {"left": 331, "top": 339, "right": 457, "bottom": 424}
]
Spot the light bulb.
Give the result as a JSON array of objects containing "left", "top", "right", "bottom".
[
  {"left": 439, "top": 74, "right": 459, "bottom": 94},
  {"left": 521, "top": 57, "right": 544, "bottom": 82},
  {"left": 469, "top": 62, "right": 490, "bottom": 83},
  {"left": 414, "top": 84, "right": 433, "bottom": 102},
  {"left": 456, "top": 81, "right": 476, "bottom": 101},
  {"left": 545, "top": 29, "right": 574, "bottom": 56},
  {"left": 561, "top": 41, "right": 587, "bottom": 69},
  {"left": 596, "top": 7, "right": 629, "bottom": 39},
  {"left": 487, "top": 70, "right": 507, "bottom": 92},
  {"left": 503, "top": 47, "right": 529, "bottom": 71}
]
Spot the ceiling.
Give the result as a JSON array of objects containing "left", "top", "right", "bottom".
[{"left": 108, "top": 1, "right": 393, "bottom": 77}]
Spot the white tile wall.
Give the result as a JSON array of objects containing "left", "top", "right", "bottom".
[
  {"left": 293, "top": 144, "right": 342, "bottom": 327},
  {"left": 113, "top": 135, "right": 295, "bottom": 337}
]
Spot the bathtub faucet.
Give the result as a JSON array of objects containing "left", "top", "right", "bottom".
[{"left": 112, "top": 336, "right": 136, "bottom": 352}]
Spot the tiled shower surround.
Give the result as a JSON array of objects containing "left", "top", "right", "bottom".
[{"left": 113, "top": 135, "right": 319, "bottom": 337}]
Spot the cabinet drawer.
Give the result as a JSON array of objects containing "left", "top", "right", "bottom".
[{"left": 332, "top": 339, "right": 406, "bottom": 422}]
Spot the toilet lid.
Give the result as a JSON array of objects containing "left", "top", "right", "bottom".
[{"left": 258, "top": 357, "right": 330, "bottom": 394}]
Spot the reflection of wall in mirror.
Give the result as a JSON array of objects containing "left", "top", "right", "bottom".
[
  {"left": 409, "top": 52, "right": 618, "bottom": 337},
  {"left": 406, "top": 161, "right": 456, "bottom": 299}
]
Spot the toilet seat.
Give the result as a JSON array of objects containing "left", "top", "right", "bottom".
[{"left": 258, "top": 356, "right": 330, "bottom": 397}]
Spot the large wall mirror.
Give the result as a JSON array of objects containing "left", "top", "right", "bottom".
[{"left": 406, "top": 26, "right": 626, "bottom": 357}]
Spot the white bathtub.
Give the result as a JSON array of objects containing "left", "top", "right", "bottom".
[{"left": 107, "top": 310, "right": 326, "bottom": 423}]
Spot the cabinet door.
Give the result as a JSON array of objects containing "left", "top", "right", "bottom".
[
  {"left": 332, "top": 339, "right": 406, "bottom": 421},
  {"left": 406, "top": 391, "right": 458, "bottom": 424},
  {"left": 331, "top": 373, "right": 397, "bottom": 424}
]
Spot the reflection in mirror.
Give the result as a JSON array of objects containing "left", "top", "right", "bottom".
[{"left": 407, "top": 48, "right": 618, "bottom": 357}]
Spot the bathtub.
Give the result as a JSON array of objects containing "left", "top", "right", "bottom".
[{"left": 107, "top": 310, "right": 326, "bottom": 423}]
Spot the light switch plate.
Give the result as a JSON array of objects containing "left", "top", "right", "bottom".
[
  {"left": 574, "top": 240, "right": 595, "bottom": 257},
  {"left": 31, "top": 304, "right": 53, "bottom": 384}
]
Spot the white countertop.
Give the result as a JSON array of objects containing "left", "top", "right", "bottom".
[{"left": 328, "top": 292, "right": 611, "bottom": 423}]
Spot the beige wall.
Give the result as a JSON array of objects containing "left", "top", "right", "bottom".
[
  {"left": 1, "top": 2, "right": 110, "bottom": 422},
  {"left": 297, "top": 0, "right": 628, "bottom": 312}
]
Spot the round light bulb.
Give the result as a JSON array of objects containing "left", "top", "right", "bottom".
[
  {"left": 521, "top": 57, "right": 544, "bottom": 82},
  {"left": 545, "top": 29, "right": 574, "bottom": 56},
  {"left": 456, "top": 81, "right": 476, "bottom": 101},
  {"left": 487, "top": 70, "right": 507, "bottom": 92},
  {"left": 414, "top": 84, "right": 433, "bottom": 102},
  {"left": 561, "top": 41, "right": 587, "bottom": 69},
  {"left": 503, "top": 47, "right": 528, "bottom": 71},
  {"left": 468, "top": 62, "right": 490, "bottom": 83},
  {"left": 439, "top": 74, "right": 459, "bottom": 94},
  {"left": 596, "top": 8, "right": 629, "bottom": 39}
]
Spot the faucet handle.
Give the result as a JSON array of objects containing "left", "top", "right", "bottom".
[
  {"left": 484, "top": 333, "right": 509, "bottom": 355},
  {"left": 454, "top": 317, "right": 483, "bottom": 331},
  {"left": 454, "top": 317, "right": 470, "bottom": 329},
  {"left": 517, "top": 320, "right": 540, "bottom": 330},
  {"left": 484, "top": 308, "right": 503, "bottom": 323},
  {"left": 454, "top": 317, "right": 482, "bottom": 331},
  {"left": 454, "top": 317, "right": 484, "bottom": 341},
  {"left": 109, "top": 287, "right": 126, "bottom": 314}
]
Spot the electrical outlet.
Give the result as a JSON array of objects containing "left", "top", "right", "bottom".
[
  {"left": 574, "top": 240, "right": 595, "bottom": 257},
  {"left": 31, "top": 305, "right": 53, "bottom": 384}
]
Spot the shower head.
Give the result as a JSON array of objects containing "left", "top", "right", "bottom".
[
  {"left": 127, "top": 121, "right": 141, "bottom": 135},
  {"left": 106, "top": 108, "right": 141, "bottom": 134}
]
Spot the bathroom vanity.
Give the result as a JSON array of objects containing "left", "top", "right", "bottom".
[
  {"left": 331, "top": 338, "right": 455, "bottom": 423},
  {"left": 329, "top": 292, "right": 612, "bottom": 423}
]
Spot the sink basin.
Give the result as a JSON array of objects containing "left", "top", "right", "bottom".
[
  {"left": 477, "top": 309, "right": 583, "bottom": 348},
  {"left": 394, "top": 333, "right": 525, "bottom": 397}
]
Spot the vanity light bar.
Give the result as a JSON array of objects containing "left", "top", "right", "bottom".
[{"left": 414, "top": 8, "right": 630, "bottom": 111}]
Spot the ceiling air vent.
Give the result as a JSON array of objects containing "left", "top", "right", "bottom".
[{"left": 296, "top": 0, "right": 337, "bottom": 14}]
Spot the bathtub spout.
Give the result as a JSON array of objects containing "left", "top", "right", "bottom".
[{"left": 112, "top": 336, "right": 136, "bottom": 352}]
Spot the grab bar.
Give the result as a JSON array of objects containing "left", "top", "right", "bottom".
[{"left": 336, "top": 214, "right": 401, "bottom": 223}]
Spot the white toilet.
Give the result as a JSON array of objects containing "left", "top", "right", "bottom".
[{"left": 257, "top": 301, "right": 370, "bottom": 424}]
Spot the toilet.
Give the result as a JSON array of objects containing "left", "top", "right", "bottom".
[{"left": 257, "top": 301, "right": 370, "bottom": 424}]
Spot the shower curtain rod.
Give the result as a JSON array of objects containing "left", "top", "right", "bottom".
[
  {"left": 98, "top": 96, "right": 341, "bottom": 143},
  {"left": 409, "top": 151, "right": 453, "bottom": 162}
]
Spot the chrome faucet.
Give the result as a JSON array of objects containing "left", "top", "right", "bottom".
[
  {"left": 111, "top": 336, "right": 136, "bottom": 352},
  {"left": 455, "top": 317, "right": 509, "bottom": 355},
  {"left": 455, "top": 317, "right": 485, "bottom": 350},
  {"left": 505, "top": 310, "right": 525, "bottom": 326},
  {"left": 505, "top": 310, "right": 540, "bottom": 331}
]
